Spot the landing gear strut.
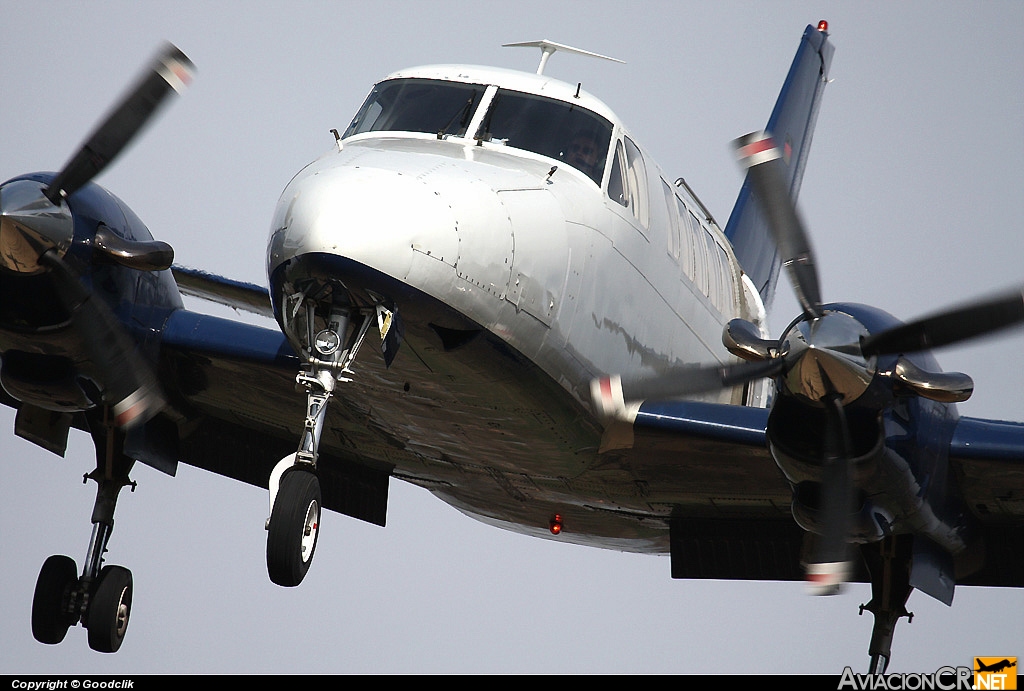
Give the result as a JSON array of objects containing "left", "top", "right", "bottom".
[
  {"left": 858, "top": 536, "right": 914, "bottom": 673},
  {"left": 31, "top": 414, "right": 137, "bottom": 652},
  {"left": 265, "top": 302, "right": 378, "bottom": 586}
]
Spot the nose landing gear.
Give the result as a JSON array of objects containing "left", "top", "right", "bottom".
[{"left": 265, "top": 300, "right": 383, "bottom": 587}]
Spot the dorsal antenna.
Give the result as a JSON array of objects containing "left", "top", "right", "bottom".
[{"left": 502, "top": 39, "right": 624, "bottom": 75}]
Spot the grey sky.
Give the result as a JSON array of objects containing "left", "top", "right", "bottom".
[{"left": 1, "top": 0, "right": 1021, "bottom": 674}]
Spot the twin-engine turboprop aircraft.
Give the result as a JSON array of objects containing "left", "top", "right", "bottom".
[{"left": 1, "top": 23, "right": 1021, "bottom": 670}]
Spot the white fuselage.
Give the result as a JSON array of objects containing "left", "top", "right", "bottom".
[
  {"left": 265, "top": 64, "right": 769, "bottom": 550},
  {"left": 269, "top": 63, "right": 764, "bottom": 408}
]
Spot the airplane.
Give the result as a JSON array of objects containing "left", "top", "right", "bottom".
[
  {"left": 1, "top": 20, "right": 1021, "bottom": 672},
  {"left": 975, "top": 659, "right": 1016, "bottom": 674}
]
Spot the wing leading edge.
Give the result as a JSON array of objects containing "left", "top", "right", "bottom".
[{"left": 171, "top": 265, "right": 274, "bottom": 318}]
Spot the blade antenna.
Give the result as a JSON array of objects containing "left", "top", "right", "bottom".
[{"left": 502, "top": 39, "right": 624, "bottom": 75}]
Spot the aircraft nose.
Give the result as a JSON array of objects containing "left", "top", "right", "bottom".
[{"left": 267, "top": 164, "right": 459, "bottom": 282}]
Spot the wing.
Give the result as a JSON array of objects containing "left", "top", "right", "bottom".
[
  {"left": 171, "top": 265, "right": 275, "bottom": 319},
  {"left": 615, "top": 401, "right": 1024, "bottom": 586},
  {"left": 623, "top": 400, "right": 834, "bottom": 582},
  {"left": 949, "top": 415, "right": 1024, "bottom": 587}
]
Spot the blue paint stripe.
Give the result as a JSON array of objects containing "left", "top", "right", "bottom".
[
  {"left": 635, "top": 400, "right": 768, "bottom": 447},
  {"left": 161, "top": 309, "right": 298, "bottom": 368}
]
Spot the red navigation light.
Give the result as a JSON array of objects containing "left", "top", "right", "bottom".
[
  {"left": 549, "top": 514, "right": 563, "bottom": 535},
  {"left": 817, "top": 20, "right": 829, "bottom": 32}
]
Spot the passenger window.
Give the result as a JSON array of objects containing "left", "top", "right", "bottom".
[
  {"left": 704, "top": 229, "right": 723, "bottom": 309},
  {"left": 662, "top": 179, "right": 680, "bottom": 260},
  {"left": 674, "top": 196, "right": 693, "bottom": 279},
  {"left": 713, "top": 239, "right": 733, "bottom": 313},
  {"left": 690, "top": 211, "right": 708, "bottom": 297}
]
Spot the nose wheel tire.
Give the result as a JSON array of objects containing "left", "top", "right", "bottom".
[
  {"left": 267, "top": 469, "right": 321, "bottom": 587},
  {"left": 32, "top": 555, "right": 79, "bottom": 645},
  {"left": 86, "top": 565, "right": 133, "bottom": 653}
]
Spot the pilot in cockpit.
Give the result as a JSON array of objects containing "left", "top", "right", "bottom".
[{"left": 564, "top": 131, "right": 604, "bottom": 182}]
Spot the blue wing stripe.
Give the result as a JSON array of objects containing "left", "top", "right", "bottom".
[
  {"left": 950, "top": 416, "right": 1024, "bottom": 462},
  {"left": 635, "top": 400, "right": 768, "bottom": 447},
  {"left": 160, "top": 309, "right": 298, "bottom": 367}
]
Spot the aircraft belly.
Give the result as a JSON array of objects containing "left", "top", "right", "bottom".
[{"left": 257, "top": 254, "right": 786, "bottom": 553}]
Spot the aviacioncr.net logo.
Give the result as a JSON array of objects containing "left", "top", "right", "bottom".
[{"left": 838, "top": 666, "right": 973, "bottom": 690}]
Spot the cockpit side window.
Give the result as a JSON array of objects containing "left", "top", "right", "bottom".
[
  {"left": 606, "top": 136, "right": 650, "bottom": 229},
  {"left": 608, "top": 141, "right": 627, "bottom": 207},
  {"left": 479, "top": 89, "right": 612, "bottom": 184},
  {"left": 344, "top": 78, "right": 486, "bottom": 138},
  {"left": 623, "top": 136, "right": 649, "bottom": 229}
]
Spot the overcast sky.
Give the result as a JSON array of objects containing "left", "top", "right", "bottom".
[{"left": 2, "top": 0, "right": 1022, "bottom": 674}]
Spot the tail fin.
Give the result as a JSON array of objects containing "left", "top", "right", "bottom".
[{"left": 724, "top": 23, "right": 834, "bottom": 310}]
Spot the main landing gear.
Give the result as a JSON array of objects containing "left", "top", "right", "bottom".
[
  {"left": 858, "top": 536, "right": 915, "bottom": 674},
  {"left": 265, "top": 301, "right": 383, "bottom": 587},
  {"left": 31, "top": 417, "right": 137, "bottom": 653}
]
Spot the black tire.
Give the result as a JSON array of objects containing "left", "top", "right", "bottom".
[
  {"left": 32, "top": 555, "right": 78, "bottom": 644},
  {"left": 267, "top": 469, "right": 321, "bottom": 587},
  {"left": 86, "top": 565, "right": 132, "bottom": 653}
]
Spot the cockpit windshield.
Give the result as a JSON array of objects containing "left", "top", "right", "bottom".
[
  {"left": 343, "top": 78, "right": 486, "bottom": 138},
  {"left": 343, "top": 78, "right": 613, "bottom": 185},
  {"left": 479, "top": 89, "right": 612, "bottom": 184}
]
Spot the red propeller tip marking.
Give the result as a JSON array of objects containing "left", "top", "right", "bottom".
[
  {"left": 172, "top": 63, "right": 193, "bottom": 85},
  {"left": 738, "top": 137, "right": 776, "bottom": 160},
  {"left": 805, "top": 561, "right": 849, "bottom": 595}
]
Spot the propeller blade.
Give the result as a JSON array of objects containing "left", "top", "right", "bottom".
[
  {"left": 44, "top": 43, "right": 195, "bottom": 204},
  {"left": 861, "top": 288, "right": 1024, "bottom": 357},
  {"left": 806, "top": 393, "right": 854, "bottom": 595},
  {"left": 621, "top": 358, "right": 785, "bottom": 402},
  {"left": 734, "top": 132, "right": 823, "bottom": 318},
  {"left": 38, "top": 250, "right": 163, "bottom": 428},
  {"left": 593, "top": 358, "right": 785, "bottom": 419}
]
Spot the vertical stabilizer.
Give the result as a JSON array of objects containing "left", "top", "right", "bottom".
[{"left": 724, "top": 23, "right": 834, "bottom": 309}]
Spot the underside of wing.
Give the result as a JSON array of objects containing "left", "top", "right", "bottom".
[
  {"left": 620, "top": 400, "right": 863, "bottom": 581},
  {"left": 948, "top": 415, "right": 1024, "bottom": 587}
]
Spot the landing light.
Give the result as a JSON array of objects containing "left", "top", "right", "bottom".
[{"left": 549, "top": 514, "right": 563, "bottom": 535}]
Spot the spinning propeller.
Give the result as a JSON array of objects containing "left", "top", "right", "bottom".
[
  {"left": 592, "top": 131, "right": 1024, "bottom": 592},
  {"left": 0, "top": 43, "right": 195, "bottom": 427},
  {"left": 43, "top": 44, "right": 195, "bottom": 205}
]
